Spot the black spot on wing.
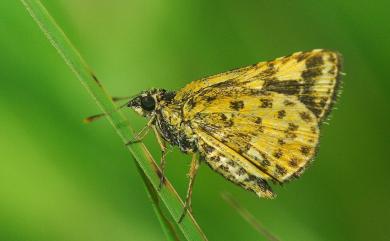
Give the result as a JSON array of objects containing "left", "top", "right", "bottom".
[
  {"left": 227, "top": 160, "right": 237, "bottom": 168},
  {"left": 310, "top": 126, "right": 317, "bottom": 134},
  {"left": 273, "top": 150, "right": 283, "bottom": 159},
  {"left": 298, "top": 55, "right": 326, "bottom": 118},
  {"left": 207, "top": 155, "right": 220, "bottom": 163},
  {"left": 277, "top": 110, "right": 286, "bottom": 119},
  {"left": 287, "top": 123, "right": 299, "bottom": 131},
  {"left": 260, "top": 98, "right": 272, "bottom": 108},
  {"left": 328, "top": 53, "right": 337, "bottom": 63},
  {"left": 210, "top": 79, "right": 236, "bottom": 88},
  {"left": 230, "top": 100, "right": 244, "bottom": 111},
  {"left": 328, "top": 66, "right": 336, "bottom": 75},
  {"left": 296, "top": 52, "right": 310, "bottom": 62},
  {"left": 254, "top": 117, "right": 262, "bottom": 124},
  {"left": 220, "top": 113, "right": 227, "bottom": 121},
  {"left": 201, "top": 143, "right": 215, "bottom": 154},
  {"left": 319, "top": 51, "right": 343, "bottom": 122},
  {"left": 263, "top": 79, "right": 301, "bottom": 95},
  {"left": 299, "top": 111, "right": 313, "bottom": 123},
  {"left": 289, "top": 158, "right": 298, "bottom": 167},
  {"left": 300, "top": 146, "right": 311, "bottom": 156},
  {"left": 261, "top": 159, "right": 271, "bottom": 167},
  {"left": 255, "top": 177, "right": 273, "bottom": 193},
  {"left": 275, "top": 165, "right": 287, "bottom": 175},
  {"left": 278, "top": 139, "right": 285, "bottom": 145},
  {"left": 283, "top": 99, "right": 295, "bottom": 106},
  {"left": 237, "top": 167, "right": 246, "bottom": 176},
  {"left": 301, "top": 68, "right": 322, "bottom": 81},
  {"left": 220, "top": 165, "right": 229, "bottom": 172},
  {"left": 285, "top": 132, "right": 297, "bottom": 139},
  {"left": 235, "top": 133, "right": 252, "bottom": 143},
  {"left": 201, "top": 123, "right": 221, "bottom": 133},
  {"left": 299, "top": 95, "right": 321, "bottom": 117},
  {"left": 306, "top": 55, "right": 324, "bottom": 68},
  {"left": 281, "top": 55, "right": 292, "bottom": 64},
  {"left": 224, "top": 119, "right": 234, "bottom": 127},
  {"left": 319, "top": 97, "right": 328, "bottom": 108},
  {"left": 285, "top": 123, "right": 298, "bottom": 139},
  {"left": 262, "top": 62, "right": 277, "bottom": 76},
  {"left": 205, "top": 95, "right": 217, "bottom": 102}
]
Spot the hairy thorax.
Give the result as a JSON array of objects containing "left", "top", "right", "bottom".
[{"left": 156, "top": 104, "right": 198, "bottom": 154}]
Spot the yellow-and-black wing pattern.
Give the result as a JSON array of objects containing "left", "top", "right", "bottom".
[
  {"left": 174, "top": 49, "right": 341, "bottom": 197},
  {"left": 184, "top": 87, "right": 319, "bottom": 196},
  {"left": 176, "top": 49, "right": 342, "bottom": 123}
]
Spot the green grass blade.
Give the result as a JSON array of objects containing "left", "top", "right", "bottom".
[
  {"left": 138, "top": 165, "right": 183, "bottom": 241},
  {"left": 20, "top": 1, "right": 208, "bottom": 240}
]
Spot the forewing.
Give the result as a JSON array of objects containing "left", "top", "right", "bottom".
[
  {"left": 175, "top": 49, "right": 342, "bottom": 123},
  {"left": 187, "top": 88, "right": 319, "bottom": 183}
]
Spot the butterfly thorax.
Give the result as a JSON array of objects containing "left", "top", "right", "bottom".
[{"left": 157, "top": 103, "right": 198, "bottom": 154}]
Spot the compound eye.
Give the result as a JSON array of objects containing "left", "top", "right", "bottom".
[{"left": 140, "top": 96, "right": 156, "bottom": 111}]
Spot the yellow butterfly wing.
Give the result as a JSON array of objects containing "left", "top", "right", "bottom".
[
  {"left": 175, "top": 49, "right": 342, "bottom": 123},
  {"left": 185, "top": 87, "right": 319, "bottom": 185},
  {"left": 172, "top": 49, "right": 341, "bottom": 197}
]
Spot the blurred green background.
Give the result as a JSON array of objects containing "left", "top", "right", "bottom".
[{"left": 1, "top": 0, "right": 389, "bottom": 241}]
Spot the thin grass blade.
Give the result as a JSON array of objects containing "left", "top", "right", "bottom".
[{"left": 20, "top": 1, "right": 208, "bottom": 240}]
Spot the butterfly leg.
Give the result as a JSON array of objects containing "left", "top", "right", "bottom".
[
  {"left": 125, "top": 116, "right": 155, "bottom": 145},
  {"left": 179, "top": 154, "right": 200, "bottom": 223},
  {"left": 152, "top": 126, "right": 167, "bottom": 190}
]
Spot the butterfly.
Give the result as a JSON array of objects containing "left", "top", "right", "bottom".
[{"left": 121, "top": 49, "right": 342, "bottom": 222}]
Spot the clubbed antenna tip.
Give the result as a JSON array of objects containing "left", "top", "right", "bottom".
[{"left": 83, "top": 113, "right": 107, "bottom": 123}]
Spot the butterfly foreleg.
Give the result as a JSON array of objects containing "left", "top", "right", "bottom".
[
  {"left": 179, "top": 153, "right": 200, "bottom": 223},
  {"left": 152, "top": 126, "right": 168, "bottom": 190},
  {"left": 125, "top": 115, "right": 156, "bottom": 145}
]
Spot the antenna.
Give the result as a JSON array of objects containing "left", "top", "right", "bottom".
[{"left": 83, "top": 98, "right": 130, "bottom": 123}]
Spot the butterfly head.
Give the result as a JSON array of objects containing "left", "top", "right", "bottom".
[{"left": 127, "top": 88, "right": 173, "bottom": 118}]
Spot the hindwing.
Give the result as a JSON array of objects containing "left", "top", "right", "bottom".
[{"left": 185, "top": 87, "right": 319, "bottom": 183}]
